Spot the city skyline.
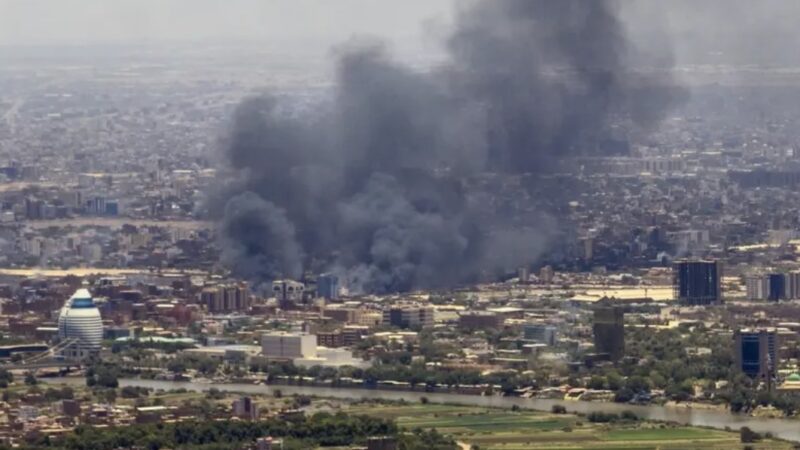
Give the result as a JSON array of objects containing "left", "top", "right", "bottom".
[{"left": 1, "top": 1, "right": 800, "bottom": 449}]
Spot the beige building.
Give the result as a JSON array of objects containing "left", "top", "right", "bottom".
[{"left": 261, "top": 332, "right": 316, "bottom": 359}]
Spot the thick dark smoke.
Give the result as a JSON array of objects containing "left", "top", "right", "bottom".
[{"left": 209, "top": 0, "right": 685, "bottom": 293}]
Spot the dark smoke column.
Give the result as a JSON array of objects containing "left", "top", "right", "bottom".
[{"left": 209, "top": 0, "right": 685, "bottom": 293}]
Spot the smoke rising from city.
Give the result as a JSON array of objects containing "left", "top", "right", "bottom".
[{"left": 211, "top": 0, "right": 685, "bottom": 293}]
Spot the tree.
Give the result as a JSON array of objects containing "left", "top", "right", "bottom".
[
  {"left": 587, "top": 375, "right": 605, "bottom": 390},
  {"left": 167, "top": 359, "right": 187, "bottom": 374},
  {"left": 648, "top": 371, "right": 667, "bottom": 389},
  {"left": 24, "top": 372, "right": 37, "bottom": 386},
  {"left": 97, "top": 370, "right": 119, "bottom": 388},
  {"left": 86, "top": 364, "right": 119, "bottom": 388},
  {"left": 60, "top": 386, "right": 75, "bottom": 399},
  {"left": 121, "top": 386, "right": 144, "bottom": 399},
  {"left": 606, "top": 372, "right": 623, "bottom": 391},
  {"left": 587, "top": 412, "right": 619, "bottom": 423},
  {"left": 625, "top": 376, "right": 651, "bottom": 393},
  {"left": 294, "top": 395, "right": 312, "bottom": 407},
  {"left": 98, "top": 388, "right": 117, "bottom": 403},
  {"left": 666, "top": 381, "right": 694, "bottom": 402},
  {"left": 206, "top": 388, "right": 224, "bottom": 400},
  {"left": 740, "top": 427, "right": 762, "bottom": 443},
  {"left": 196, "top": 357, "right": 219, "bottom": 376},
  {"left": 614, "top": 387, "right": 634, "bottom": 403},
  {"left": 0, "top": 369, "right": 13, "bottom": 385}
]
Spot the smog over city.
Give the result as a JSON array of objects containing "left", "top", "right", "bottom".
[
  {"left": 4, "top": 1, "right": 800, "bottom": 448},
  {"left": 211, "top": 0, "right": 686, "bottom": 293}
]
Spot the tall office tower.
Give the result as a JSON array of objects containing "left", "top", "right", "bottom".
[
  {"left": 523, "top": 324, "right": 558, "bottom": 346},
  {"left": 232, "top": 396, "right": 259, "bottom": 420},
  {"left": 539, "top": 265, "right": 555, "bottom": 284},
  {"left": 734, "top": 329, "right": 779, "bottom": 386},
  {"left": 768, "top": 274, "right": 786, "bottom": 302},
  {"left": 674, "top": 260, "right": 723, "bottom": 306},
  {"left": 787, "top": 272, "right": 800, "bottom": 300},
  {"left": 201, "top": 283, "right": 251, "bottom": 313},
  {"left": 58, "top": 288, "right": 103, "bottom": 360},
  {"left": 592, "top": 305, "right": 624, "bottom": 362},
  {"left": 272, "top": 280, "right": 305, "bottom": 308},
  {"left": 316, "top": 273, "right": 340, "bottom": 300},
  {"left": 745, "top": 276, "right": 769, "bottom": 300},
  {"left": 517, "top": 266, "right": 530, "bottom": 284}
]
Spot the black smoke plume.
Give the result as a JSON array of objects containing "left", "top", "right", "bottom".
[{"left": 210, "top": 0, "right": 685, "bottom": 293}]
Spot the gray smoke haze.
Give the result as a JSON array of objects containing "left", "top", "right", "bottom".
[
  {"left": 211, "top": 0, "right": 685, "bottom": 293},
  {"left": 622, "top": 0, "right": 800, "bottom": 67}
]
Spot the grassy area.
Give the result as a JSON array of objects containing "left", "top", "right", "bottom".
[
  {"left": 400, "top": 413, "right": 568, "bottom": 433},
  {"left": 344, "top": 402, "right": 795, "bottom": 450},
  {"left": 603, "top": 427, "right": 727, "bottom": 441}
]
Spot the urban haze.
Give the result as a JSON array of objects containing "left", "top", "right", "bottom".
[{"left": 1, "top": 1, "right": 800, "bottom": 450}]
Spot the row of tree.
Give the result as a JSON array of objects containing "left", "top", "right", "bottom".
[{"left": 10, "top": 412, "right": 455, "bottom": 450}]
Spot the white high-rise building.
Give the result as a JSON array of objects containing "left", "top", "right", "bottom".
[
  {"left": 58, "top": 288, "right": 103, "bottom": 359},
  {"left": 746, "top": 276, "right": 769, "bottom": 300},
  {"left": 272, "top": 280, "right": 305, "bottom": 305},
  {"left": 261, "top": 332, "right": 316, "bottom": 359}
]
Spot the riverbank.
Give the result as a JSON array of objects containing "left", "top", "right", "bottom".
[{"left": 43, "top": 377, "right": 800, "bottom": 442}]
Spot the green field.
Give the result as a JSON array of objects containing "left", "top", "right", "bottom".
[
  {"left": 603, "top": 428, "right": 728, "bottom": 442},
  {"left": 345, "top": 402, "right": 794, "bottom": 449}
]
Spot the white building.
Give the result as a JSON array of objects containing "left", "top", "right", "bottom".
[
  {"left": 295, "top": 347, "right": 369, "bottom": 369},
  {"left": 746, "top": 276, "right": 769, "bottom": 300},
  {"left": 786, "top": 272, "right": 800, "bottom": 299},
  {"left": 58, "top": 288, "right": 103, "bottom": 359},
  {"left": 261, "top": 332, "right": 316, "bottom": 359},
  {"left": 80, "top": 243, "right": 103, "bottom": 263}
]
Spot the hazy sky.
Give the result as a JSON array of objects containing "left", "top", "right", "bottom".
[
  {"left": 1, "top": 0, "right": 799, "bottom": 65},
  {"left": 0, "top": 0, "right": 451, "bottom": 46}
]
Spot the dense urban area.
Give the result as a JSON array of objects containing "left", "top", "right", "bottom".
[{"left": 6, "top": 3, "right": 800, "bottom": 450}]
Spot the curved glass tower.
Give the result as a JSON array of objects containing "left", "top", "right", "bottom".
[{"left": 57, "top": 288, "right": 103, "bottom": 359}]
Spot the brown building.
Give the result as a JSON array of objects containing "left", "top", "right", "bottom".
[
  {"left": 61, "top": 400, "right": 81, "bottom": 417},
  {"left": 458, "top": 311, "right": 503, "bottom": 330},
  {"left": 232, "top": 396, "right": 259, "bottom": 420},
  {"left": 367, "top": 437, "right": 398, "bottom": 450},
  {"left": 592, "top": 305, "right": 624, "bottom": 362},
  {"left": 317, "top": 331, "right": 344, "bottom": 348},
  {"left": 382, "top": 305, "right": 434, "bottom": 329},
  {"left": 201, "top": 283, "right": 251, "bottom": 313},
  {"left": 342, "top": 325, "right": 369, "bottom": 346},
  {"left": 324, "top": 307, "right": 363, "bottom": 324}
]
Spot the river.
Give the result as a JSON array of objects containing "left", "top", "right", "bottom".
[{"left": 45, "top": 377, "right": 800, "bottom": 442}]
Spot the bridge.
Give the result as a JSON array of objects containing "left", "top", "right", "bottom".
[{"left": 2, "top": 339, "right": 82, "bottom": 371}]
